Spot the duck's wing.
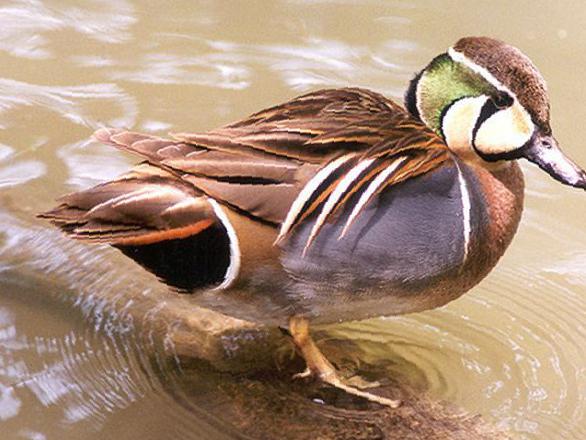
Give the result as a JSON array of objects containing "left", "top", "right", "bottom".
[
  {"left": 39, "top": 162, "right": 241, "bottom": 290},
  {"left": 40, "top": 163, "right": 214, "bottom": 245},
  {"left": 93, "top": 88, "right": 451, "bottom": 230},
  {"left": 40, "top": 87, "right": 451, "bottom": 290},
  {"left": 172, "top": 87, "right": 408, "bottom": 162}
]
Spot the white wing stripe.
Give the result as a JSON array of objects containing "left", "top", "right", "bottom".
[
  {"left": 303, "top": 158, "right": 376, "bottom": 255},
  {"left": 111, "top": 185, "right": 185, "bottom": 208},
  {"left": 86, "top": 187, "right": 155, "bottom": 215},
  {"left": 161, "top": 198, "right": 203, "bottom": 215},
  {"left": 338, "top": 157, "right": 407, "bottom": 239},
  {"left": 275, "top": 154, "right": 354, "bottom": 243}
]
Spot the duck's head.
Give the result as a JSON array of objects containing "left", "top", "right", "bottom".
[{"left": 406, "top": 36, "right": 586, "bottom": 189}]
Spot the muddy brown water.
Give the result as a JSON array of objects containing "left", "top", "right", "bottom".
[{"left": 1, "top": 1, "right": 586, "bottom": 439}]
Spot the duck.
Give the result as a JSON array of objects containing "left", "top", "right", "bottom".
[{"left": 40, "top": 36, "right": 586, "bottom": 408}]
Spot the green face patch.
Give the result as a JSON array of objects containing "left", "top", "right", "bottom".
[{"left": 417, "top": 54, "right": 496, "bottom": 134}]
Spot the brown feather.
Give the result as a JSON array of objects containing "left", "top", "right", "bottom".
[
  {"left": 39, "top": 164, "right": 217, "bottom": 245},
  {"left": 111, "top": 219, "right": 214, "bottom": 246},
  {"left": 44, "top": 87, "right": 451, "bottom": 251},
  {"left": 167, "top": 88, "right": 450, "bottom": 231}
]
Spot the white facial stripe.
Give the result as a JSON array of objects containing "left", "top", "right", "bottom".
[
  {"left": 448, "top": 47, "right": 515, "bottom": 97},
  {"left": 442, "top": 95, "right": 488, "bottom": 154},
  {"left": 474, "top": 101, "right": 534, "bottom": 154},
  {"left": 303, "top": 158, "right": 376, "bottom": 256},
  {"left": 454, "top": 161, "right": 472, "bottom": 264},
  {"left": 208, "top": 198, "right": 241, "bottom": 290},
  {"left": 338, "top": 157, "right": 407, "bottom": 239},
  {"left": 276, "top": 154, "right": 354, "bottom": 243}
]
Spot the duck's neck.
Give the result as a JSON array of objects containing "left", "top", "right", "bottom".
[
  {"left": 405, "top": 71, "right": 507, "bottom": 171},
  {"left": 475, "top": 160, "right": 525, "bottom": 256}
]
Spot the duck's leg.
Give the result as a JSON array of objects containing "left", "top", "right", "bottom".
[{"left": 288, "top": 316, "right": 401, "bottom": 408}]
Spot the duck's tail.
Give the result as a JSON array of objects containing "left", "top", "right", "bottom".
[{"left": 38, "top": 129, "right": 237, "bottom": 290}]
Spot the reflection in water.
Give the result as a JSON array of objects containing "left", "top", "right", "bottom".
[
  {"left": 57, "top": 139, "right": 131, "bottom": 189},
  {"left": 107, "top": 35, "right": 419, "bottom": 95},
  {"left": 0, "top": 0, "right": 135, "bottom": 59},
  {"left": 0, "top": 215, "right": 222, "bottom": 438},
  {"left": 0, "top": 224, "right": 144, "bottom": 432},
  {"left": 0, "top": 78, "right": 137, "bottom": 130},
  {"left": 1, "top": 0, "right": 586, "bottom": 439},
  {"left": 0, "top": 144, "right": 45, "bottom": 189},
  {"left": 0, "top": 312, "right": 141, "bottom": 428},
  {"left": 110, "top": 50, "right": 252, "bottom": 90}
]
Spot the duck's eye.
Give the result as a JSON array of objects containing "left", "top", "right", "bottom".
[{"left": 493, "top": 92, "right": 513, "bottom": 109}]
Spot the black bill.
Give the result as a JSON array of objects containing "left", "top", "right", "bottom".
[{"left": 522, "top": 132, "right": 586, "bottom": 190}]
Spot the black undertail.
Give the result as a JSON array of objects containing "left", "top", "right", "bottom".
[{"left": 115, "top": 223, "right": 231, "bottom": 291}]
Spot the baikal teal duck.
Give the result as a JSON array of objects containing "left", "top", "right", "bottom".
[{"left": 40, "top": 36, "right": 586, "bottom": 408}]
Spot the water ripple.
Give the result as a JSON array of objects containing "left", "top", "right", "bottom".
[
  {"left": 106, "top": 34, "right": 422, "bottom": 96},
  {"left": 0, "top": 144, "right": 45, "bottom": 189},
  {"left": 325, "top": 214, "right": 586, "bottom": 439},
  {"left": 0, "top": 0, "right": 136, "bottom": 59},
  {"left": 0, "top": 78, "right": 137, "bottom": 130}
]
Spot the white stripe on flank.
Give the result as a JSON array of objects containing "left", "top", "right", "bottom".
[
  {"left": 275, "top": 154, "right": 355, "bottom": 244},
  {"left": 338, "top": 156, "right": 407, "bottom": 239},
  {"left": 208, "top": 198, "right": 241, "bottom": 290},
  {"left": 447, "top": 47, "right": 517, "bottom": 98},
  {"left": 302, "top": 158, "right": 376, "bottom": 256},
  {"left": 454, "top": 161, "right": 472, "bottom": 264}
]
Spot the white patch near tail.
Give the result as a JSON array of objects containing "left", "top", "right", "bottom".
[
  {"left": 110, "top": 185, "right": 186, "bottom": 208},
  {"left": 208, "top": 198, "right": 241, "bottom": 290},
  {"left": 161, "top": 197, "right": 207, "bottom": 216}
]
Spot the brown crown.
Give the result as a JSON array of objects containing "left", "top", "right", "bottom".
[{"left": 453, "top": 36, "right": 550, "bottom": 132}]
